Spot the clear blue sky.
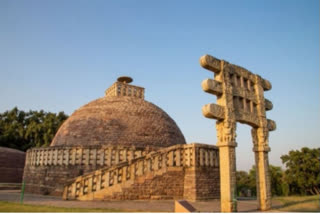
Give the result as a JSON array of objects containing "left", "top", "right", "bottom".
[{"left": 1, "top": 0, "right": 319, "bottom": 171}]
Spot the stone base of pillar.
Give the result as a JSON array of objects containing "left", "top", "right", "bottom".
[{"left": 221, "top": 200, "right": 237, "bottom": 212}]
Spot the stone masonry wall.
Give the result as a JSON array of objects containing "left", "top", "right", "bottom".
[
  {"left": 23, "top": 165, "right": 100, "bottom": 196},
  {"left": 106, "top": 167, "right": 185, "bottom": 200},
  {"left": 184, "top": 166, "right": 220, "bottom": 201},
  {"left": 194, "top": 166, "right": 220, "bottom": 200}
]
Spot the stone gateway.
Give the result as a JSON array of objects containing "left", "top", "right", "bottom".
[{"left": 200, "top": 54, "right": 276, "bottom": 212}]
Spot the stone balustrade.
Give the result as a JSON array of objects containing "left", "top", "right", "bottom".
[
  {"left": 25, "top": 146, "right": 155, "bottom": 167},
  {"left": 105, "top": 82, "right": 145, "bottom": 99},
  {"left": 63, "top": 143, "right": 218, "bottom": 200}
]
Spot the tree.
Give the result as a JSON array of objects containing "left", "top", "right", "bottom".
[
  {"left": 236, "top": 168, "right": 257, "bottom": 196},
  {"left": 248, "top": 166, "right": 257, "bottom": 196},
  {"left": 0, "top": 107, "right": 68, "bottom": 151},
  {"left": 281, "top": 147, "right": 320, "bottom": 195},
  {"left": 236, "top": 170, "right": 250, "bottom": 196},
  {"left": 269, "top": 165, "right": 286, "bottom": 196},
  {"left": 237, "top": 164, "right": 286, "bottom": 197}
]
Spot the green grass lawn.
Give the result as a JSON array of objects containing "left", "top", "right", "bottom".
[
  {"left": 0, "top": 201, "right": 123, "bottom": 212},
  {"left": 272, "top": 195, "right": 320, "bottom": 212},
  {"left": 1, "top": 195, "right": 319, "bottom": 212}
]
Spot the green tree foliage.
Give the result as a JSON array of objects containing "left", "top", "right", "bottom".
[
  {"left": 269, "top": 165, "right": 287, "bottom": 196},
  {"left": 248, "top": 166, "right": 257, "bottom": 196},
  {"left": 236, "top": 165, "right": 286, "bottom": 197},
  {"left": 0, "top": 107, "right": 68, "bottom": 151},
  {"left": 281, "top": 147, "right": 320, "bottom": 195},
  {"left": 236, "top": 170, "right": 254, "bottom": 196}
]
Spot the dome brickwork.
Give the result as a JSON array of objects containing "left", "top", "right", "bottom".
[{"left": 51, "top": 87, "right": 186, "bottom": 148}]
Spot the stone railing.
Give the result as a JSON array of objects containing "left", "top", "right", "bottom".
[
  {"left": 25, "top": 145, "right": 156, "bottom": 167},
  {"left": 105, "top": 82, "right": 145, "bottom": 99},
  {"left": 62, "top": 143, "right": 218, "bottom": 200}
]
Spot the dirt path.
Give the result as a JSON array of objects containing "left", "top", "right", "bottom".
[{"left": 0, "top": 190, "right": 280, "bottom": 212}]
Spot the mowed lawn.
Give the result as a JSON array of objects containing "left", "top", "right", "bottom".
[
  {"left": 0, "top": 195, "right": 319, "bottom": 212},
  {"left": 272, "top": 195, "right": 320, "bottom": 212},
  {"left": 0, "top": 201, "right": 123, "bottom": 212}
]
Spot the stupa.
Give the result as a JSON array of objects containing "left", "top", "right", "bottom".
[{"left": 23, "top": 77, "right": 219, "bottom": 200}]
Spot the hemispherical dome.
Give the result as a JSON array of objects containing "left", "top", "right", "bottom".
[
  {"left": 51, "top": 96, "right": 186, "bottom": 148},
  {"left": 0, "top": 147, "right": 25, "bottom": 183}
]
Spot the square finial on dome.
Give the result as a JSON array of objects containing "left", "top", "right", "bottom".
[{"left": 105, "top": 76, "right": 145, "bottom": 99}]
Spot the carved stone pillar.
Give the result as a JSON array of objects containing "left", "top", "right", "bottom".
[
  {"left": 252, "top": 128, "right": 272, "bottom": 210},
  {"left": 217, "top": 120, "right": 237, "bottom": 212},
  {"left": 253, "top": 75, "right": 272, "bottom": 211}
]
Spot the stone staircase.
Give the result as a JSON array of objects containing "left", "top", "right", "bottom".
[{"left": 62, "top": 143, "right": 219, "bottom": 201}]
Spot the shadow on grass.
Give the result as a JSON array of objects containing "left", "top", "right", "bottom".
[
  {"left": 272, "top": 196, "right": 320, "bottom": 212},
  {"left": 286, "top": 208, "right": 320, "bottom": 212}
]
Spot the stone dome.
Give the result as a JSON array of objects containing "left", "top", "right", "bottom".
[
  {"left": 51, "top": 80, "right": 186, "bottom": 148},
  {"left": 0, "top": 147, "right": 25, "bottom": 183}
]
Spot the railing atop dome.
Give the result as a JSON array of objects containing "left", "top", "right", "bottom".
[
  {"left": 105, "top": 76, "right": 145, "bottom": 99},
  {"left": 25, "top": 145, "right": 157, "bottom": 167}
]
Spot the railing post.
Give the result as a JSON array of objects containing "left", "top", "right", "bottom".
[
  {"left": 176, "top": 150, "right": 181, "bottom": 167},
  {"left": 168, "top": 151, "right": 174, "bottom": 166},
  {"left": 209, "top": 150, "right": 214, "bottom": 167},
  {"left": 71, "top": 148, "right": 76, "bottom": 165},
  {"left": 129, "top": 150, "right": 134, "bottom": 161},
  {"left": 192, "top": 144, "right": 197, "bottom": 167},
  {"left": 131, "top": 164, "right": 136, "bottom": 180},
  {"left": 99, "top": 149, "right": 105, "bottom": 166},
  {"left": 154, "top": 156, "right": 159, "bottom": 170},
  {"left": 205, "top": 149, "right": 209, "bottom": 166},
  {"left": 106, "top": 171, "right": 110, "bottom": 187},
  {"left": 65, "top": 149, "right": 70, "bottom": 166},
  {"left": 92, "top": 149, "right": 97, "bottom": 166},
  {"left": 115, "top": 150, "right": 119, "bottom": 164},
  {"left": 199, "top": 148, "right": 204, "bottom": 166},
  {"left": 121, "top": 166, "right": 128, "bottom": 183},
  {"left": 78, "top": 148, "right": 83, "bottom": 165},
  {"left": 85, "top": 149, "right": 90, "bottom": 166},
  {"left": 53, "top": 149, "right": 58, "bottom": 165},
  {"left": 139, "top": 160, "right": 144, "bottom": 176},
  {"left": 185, "top": 147, "right": 190, "bottom": 167},
  {"left": 87, "top": 177, "right": 93, "bottom": 194},
  {"left": 71, "top": 183, "right": 76, "bottom": 199},
  {"left": 123, "top": 149, "right": 127, "bottom": 162},
  {"left": 162, "top": 153, "right": 167, "bottom": 169},
  {"left": 146, "top": 158, "right": 152, "bottom": 172},
  {"left": 96, "top": 173, "right": 101, "bottom": 191},
  {"left": 107, "top": 148, "right": 112, "bottom": 166}
]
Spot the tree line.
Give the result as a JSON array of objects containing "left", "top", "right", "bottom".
[
  {"left": 0, "top": 107, "right": 68, "bottom": 151},
  {"left": 237, "top": 147, "right": 320, "bottom": 196}
]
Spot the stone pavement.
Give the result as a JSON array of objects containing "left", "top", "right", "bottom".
[{"left": 0, "top": 190, "right": 280, "bottom": 212}]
